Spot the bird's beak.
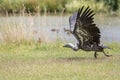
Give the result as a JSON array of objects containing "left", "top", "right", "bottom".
[
  {"left": 63, "top": 44, "right": 67, "bottom": 47},
  {"left": 63, "top": 45, "right": 66, "bottom": 47}
]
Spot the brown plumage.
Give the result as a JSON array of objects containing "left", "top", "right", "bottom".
[{"left": 63, "top": 6, "right": 112, "bottom": 58}]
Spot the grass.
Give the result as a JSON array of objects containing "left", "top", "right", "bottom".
[
  {"left": 0, "top": 0, "right": 120, "bottom": 15},
  {"left": 0, "top": 2, "right": 120, "bottom": 79},
  {"left": 0, "top": 42, "right": 120, "bottom": 80}
]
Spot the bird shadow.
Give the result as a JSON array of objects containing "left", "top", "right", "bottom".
[{"left": 57, "top": 57, "right": 106, "bottom": 62}]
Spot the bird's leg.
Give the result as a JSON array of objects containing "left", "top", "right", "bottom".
[
  {"left": 102, "top": 51, "right": 112, "bottom": 57},
  {"left": 94, "top": 51, "right": 98, "bottom": 59}
]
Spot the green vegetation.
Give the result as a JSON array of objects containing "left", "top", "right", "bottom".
[
  {"left": 0, "top": 1, "right": 120, "bottom": 80},
  {"left": 0, "top": 0, "right": 120, "bottom": 15},
  {"left": 66, "top": 0, "right": 120, "bottom": 13},
  {"left": 0, "top": 42, "right": 120, "bottom": 80},
  {"left": 0, "top": 18, "right": 34, "bottom": 44},
  {"left": 0, "top": 16, "right": 120, "bottom": 79}
]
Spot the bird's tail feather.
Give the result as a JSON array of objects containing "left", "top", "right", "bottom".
[{"left": 102, "top": 45, "right": 112, "bottom": 49}]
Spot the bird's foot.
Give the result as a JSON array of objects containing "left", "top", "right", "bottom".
[
  {"left": 103, "top": 52, "right": 112, "bottom": 57},
  {"left": 94, "top": 52, "right": 98, "bottom": 59}
]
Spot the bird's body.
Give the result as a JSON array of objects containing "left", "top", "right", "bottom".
[{"left": 63, "top": 6, "right": 112, "bottom": 58}]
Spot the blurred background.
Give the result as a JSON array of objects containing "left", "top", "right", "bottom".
[
  {"left": 0, "top": 0, "right": 120, "bottom": 44},
  {"left": 0, "top": 1, "right": 120, "bottom": 80},
  {"left": 0, "top": 0, "right": 120, "bottom": 15}
]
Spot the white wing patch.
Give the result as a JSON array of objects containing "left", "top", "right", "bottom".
[{"left": 69, "top": 12, "right": 77, "bottom": 32}]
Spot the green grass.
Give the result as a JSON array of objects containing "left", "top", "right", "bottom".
[
  {"left": 0, "top": 0, "right": 120, "bottom": 15},
  {"left": 0, "top": 42, "right": 120, "bottom": 80}
]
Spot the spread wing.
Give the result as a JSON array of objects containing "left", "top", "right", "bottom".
[
  {"left": 69, "top": 12, "right": 77, "bottom": 32},
  {"left": 69, "top": 6, "right": 100, "bottom": 46}
]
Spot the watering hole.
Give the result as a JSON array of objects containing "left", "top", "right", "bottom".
[{"left": 0, "top": 15, "right": 120, "bottom": 43}]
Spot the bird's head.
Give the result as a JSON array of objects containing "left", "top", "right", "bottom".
[
  {"left": 63, "top": 43, "right": 74, "bottom": 48},
  {"left": 63, "top": 43, "right": 79, "bottom": 51}
]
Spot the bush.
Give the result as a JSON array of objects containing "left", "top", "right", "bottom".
[{"left": 0, "top": 0, "right": 119, "bottom": 15}]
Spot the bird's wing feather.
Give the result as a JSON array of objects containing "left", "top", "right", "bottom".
[
  {"left": 70, "top": 6, "right": 100, "bottom": 46},
  {"left": 69, "top": 12, "right": 77, "bottom": 32}
]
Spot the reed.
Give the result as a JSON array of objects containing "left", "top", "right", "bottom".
[
  {"left": 0, "top": 0, "right": 119, "bottom": 45},
  {"left": 0, "top": 5, "right": 65, "bottom": 44},
  {"left": 66, "top": 0, "right": 108, "bottom": 13},
  {"left": 0, "top": 11, "right": 34, "bottom": 44},
  {"left": 0, "top": 0, "right": 119, "bottom": 15}
]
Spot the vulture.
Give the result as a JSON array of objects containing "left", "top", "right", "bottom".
[{"left": 63, "top": 6, "right": 112, "bottom": 58}]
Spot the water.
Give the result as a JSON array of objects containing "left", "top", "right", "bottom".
[{"left": 0, "top": 15, "right": 120, "bottom": 43}]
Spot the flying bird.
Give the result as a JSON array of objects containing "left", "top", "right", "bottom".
[{"left": 63, "top": 6, "right": 112, "bottom": 58}]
